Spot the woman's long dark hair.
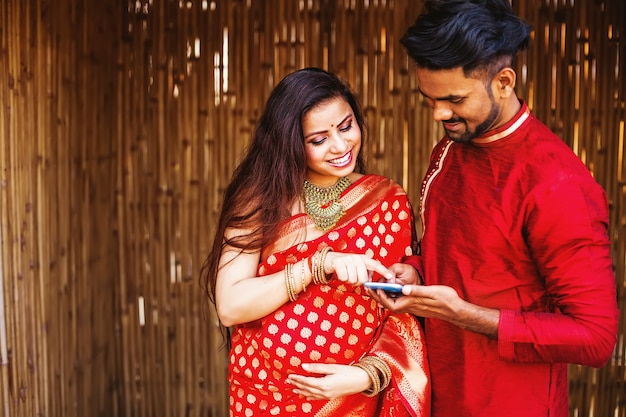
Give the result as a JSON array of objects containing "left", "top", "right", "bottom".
[{"left": 200, "top": 68, "right": 367, "bottom": 329}]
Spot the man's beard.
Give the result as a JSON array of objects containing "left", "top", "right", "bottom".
[{"left": 445, "top": 101, "right": 499, "bottom": 144}]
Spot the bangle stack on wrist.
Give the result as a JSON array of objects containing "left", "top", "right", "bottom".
[
  {"left": 353, "top": 356, "right": 392, "bottom": 397},
  {"left": 285, "top": 247, "right": 334, "bottom": 301},
  {"left": 311, "top": 246, "right": 333, "bottom": 285}
]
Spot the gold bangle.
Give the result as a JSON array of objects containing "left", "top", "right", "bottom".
[
  {"left": 284, "top": 263, "right": 297, "bottom": 302},
  {"left": 359, "top": 356, "right": 391, "bottom": 392},
  {"left": 311, "top": 251, "right": 321, "bottom": 285},
  {"left": 317, "top": 246, "right": 333, "bottom": 284},
  {"left": 353, "top": 362, "right": 380, "bottom": 397},
  {"left": 284, "top": 264, "right": 291, "bottom": 301},
  {"left": 300, "top": 259, "right": 307, "bottom": 293},
  {"left": 289, "top": 263, "right": 297, "bottom": 301}
]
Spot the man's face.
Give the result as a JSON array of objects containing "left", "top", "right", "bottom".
[{"left": 416, "top": 66, "right": 503, "bottom": 143}]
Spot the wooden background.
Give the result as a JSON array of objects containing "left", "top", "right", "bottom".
[{"left": 0, "top": 0, "right": 624, "bottom": 416}]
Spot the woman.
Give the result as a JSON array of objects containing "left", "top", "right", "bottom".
[{"left": 202, "top": 68, "right": 430, "bottom": 416}]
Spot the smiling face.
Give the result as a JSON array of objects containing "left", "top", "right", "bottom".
[
  {"left": 416, "top": 66, "right": 507, "bottom": 143},
  {"left": 302, "top": 97, "right": 362, "bottom": 186}
]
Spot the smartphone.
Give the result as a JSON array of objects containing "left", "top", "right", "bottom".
[{"left": 363, "top": 282, "right": 404, "bottom": 297}]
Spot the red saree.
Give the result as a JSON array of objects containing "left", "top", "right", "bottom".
[{"left": 228, "top": 174, "right": 430, "bottom": 416}]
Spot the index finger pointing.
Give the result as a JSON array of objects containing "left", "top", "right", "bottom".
[{"left": 363, "top": 258, "right": 393, "bottom": 280}]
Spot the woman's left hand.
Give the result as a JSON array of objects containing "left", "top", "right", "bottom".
[{"left": 286, "top": 363, "right": 371, "bottom": 400}]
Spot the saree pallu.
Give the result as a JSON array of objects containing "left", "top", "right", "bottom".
[{"left": 228, "top": 174, "right": 430, "bottom": 416}]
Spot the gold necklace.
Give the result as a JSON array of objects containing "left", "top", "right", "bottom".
[{"left": 303, "top": 176, "right": 352, "bottom": 231}]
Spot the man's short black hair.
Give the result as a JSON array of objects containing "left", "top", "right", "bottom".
[{"left": 401, "top": 0, "right": 532, "bottom": 77}]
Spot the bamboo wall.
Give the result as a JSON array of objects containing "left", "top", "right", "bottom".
[
  {"left": 0, "top": 0, "right": 624, "bottom": 416},
  {"left": 1, "top": 1, "right": 122, "bottom": 416}
]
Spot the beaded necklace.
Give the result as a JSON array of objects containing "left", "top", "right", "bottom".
[{"left": 303, "top": 176, "right": 352, "bottom": 231}]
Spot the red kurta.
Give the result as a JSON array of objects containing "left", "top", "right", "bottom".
[
  {"left": 229, "top": 174, "right": 430, "bottom": 417},
  {"left": 417, "top": 101, "right": 618, "bottom": 416}
]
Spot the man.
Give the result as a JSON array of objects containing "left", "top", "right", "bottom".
[{"left": 368, "top": 1, "right": 619, "bottom": 416}]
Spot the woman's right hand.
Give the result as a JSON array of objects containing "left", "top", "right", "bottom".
[{"left": 323, "top": 252, "right": 393, "bottom": 285}]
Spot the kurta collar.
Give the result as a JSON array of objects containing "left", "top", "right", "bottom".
[{"left": 472, "top": 100, "right": 531, "bottom": 144}]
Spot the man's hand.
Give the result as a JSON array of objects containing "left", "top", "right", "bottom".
[
  {"left": 368, "top": 279, "right": 501, "bottom": 339},
  {"left": 386, "top": 262, "right": 422, "bottom": 285}
]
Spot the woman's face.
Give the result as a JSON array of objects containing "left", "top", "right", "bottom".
[{"left": 302, "top": 97, "right": 362, "bottom": 187}]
